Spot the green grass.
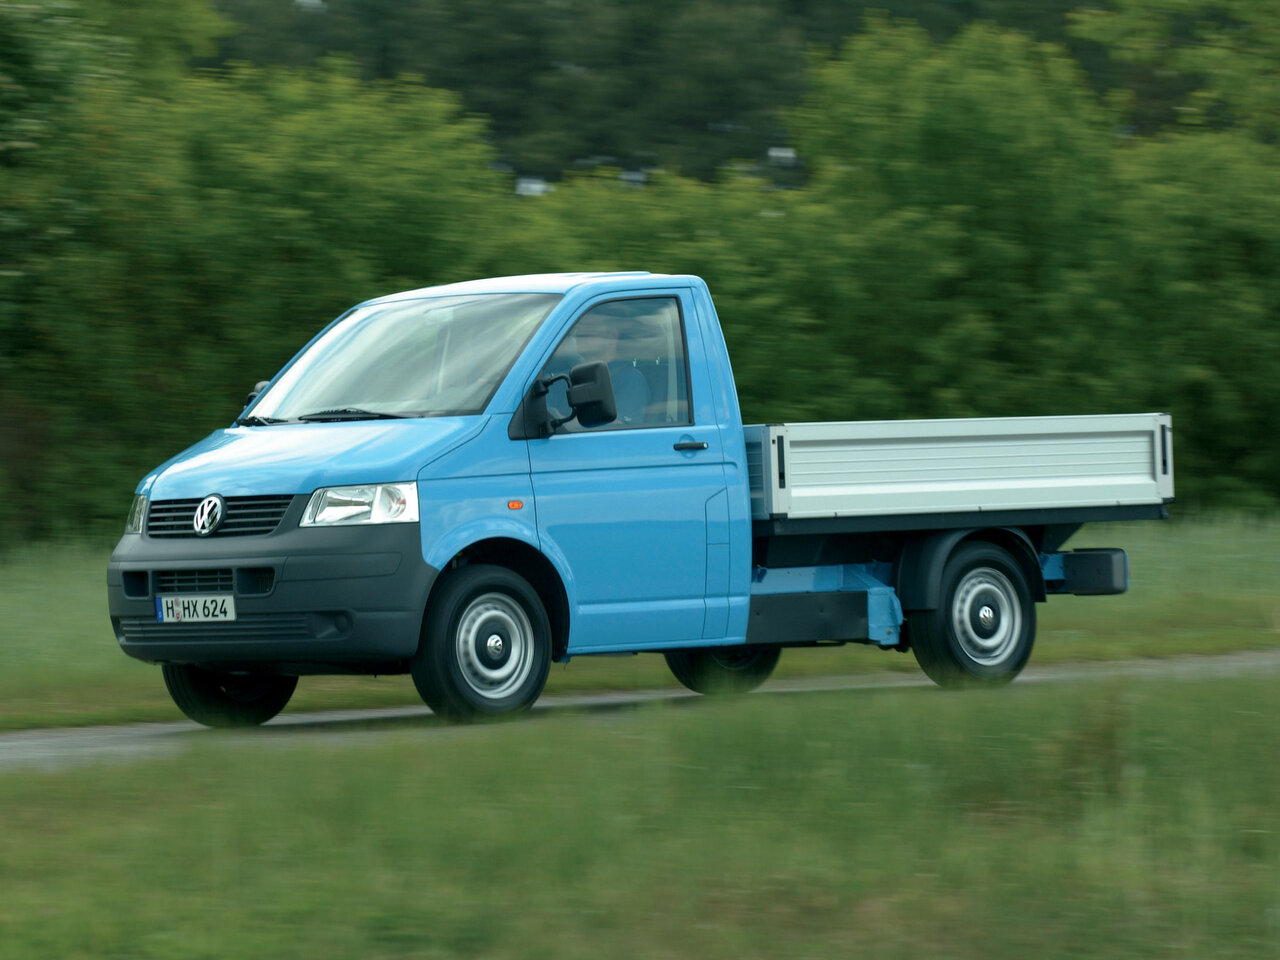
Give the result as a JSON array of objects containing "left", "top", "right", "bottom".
[
  {"left": 0, "top": 515, "right": 1276, "bottom": 730},
  {"left": 0, "top": 675, "right": 1277, "bottom": 958}
]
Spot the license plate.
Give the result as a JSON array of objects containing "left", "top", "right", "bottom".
[{"left": 155, "top": 594, "right": 237, "bottom": 623}]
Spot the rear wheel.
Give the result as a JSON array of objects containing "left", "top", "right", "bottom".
[
  {"left": 161, "top": 664, "right": 297, "bottom": 728},
  {"left": 908, "top": 541, "right": 1036, "bottom": 687},
  {"left": 412, "top": 565, "right": 551, "bottom": 720},
  {"left": 664, "top": 645, "right": 781, "bottom": 694}
]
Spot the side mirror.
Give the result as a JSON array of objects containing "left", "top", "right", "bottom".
[
  {"left": 508, "top": 361, "right": 619, "bottom": 440},
  {"left": 565, "top": 361, "right": 617, "bottom": 428},
  {"left": 245, "top": 380, "right": 271, "bottom": 408}
]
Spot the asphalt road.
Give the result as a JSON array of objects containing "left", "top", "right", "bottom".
[{"left": 3, "top": 649, "right": 1279, "bottom": 772}]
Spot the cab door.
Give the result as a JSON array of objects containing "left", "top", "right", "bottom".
[{"left": 526, "top": 291, "right": 725, "bottom": 653}]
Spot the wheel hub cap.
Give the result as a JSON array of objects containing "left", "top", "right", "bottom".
[
  {"left": 455, "top": 593, "right": 534, "bottom": 700},
  {"left": 951, "top": 567, "right": 1021, "bottom": 666}
]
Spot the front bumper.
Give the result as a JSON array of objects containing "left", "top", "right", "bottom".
[{"left": 107, "top": 503, "right": 438, "bottom": 672}]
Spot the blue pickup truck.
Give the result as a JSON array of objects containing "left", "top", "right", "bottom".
[{"left": 107, "top": 272, "right": 1173, "bottom": 726}]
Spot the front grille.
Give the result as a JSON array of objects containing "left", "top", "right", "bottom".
[
  {"left": 119, "top": 614, "right": 315, "bottom": 643},
  {"left": 147, "top": 495, "right": 295, "bottom": 538},
  {"left": 156, "top": 569, "right": 233, "bottom": 594}
]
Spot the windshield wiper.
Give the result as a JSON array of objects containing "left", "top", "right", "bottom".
[
  {"left": 235, "top": 415, "right": 290, "bottom": 426},
  {"left": 295, "top": 408, "right": 408, "bottom": 422}
]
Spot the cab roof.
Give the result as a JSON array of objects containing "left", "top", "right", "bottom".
[{"left": 360, "top": 272, "right": 687, "bottom": 306}]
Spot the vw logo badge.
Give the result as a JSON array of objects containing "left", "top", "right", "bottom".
[{"left": 193, "top": 494, "right": 226, "bottom": 537}]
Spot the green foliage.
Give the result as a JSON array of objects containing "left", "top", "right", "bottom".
[
  {"left": 1110, "top": 133, "right": 1280, "bottom": 504},
  {"left": 0, "top": 1, "right": 120, "bottom": 538},
  {"left": 208, "top": 0, "right": 1140, "bottom": 181},
  {"left": 214, "top": 0, "right": 808, "bottom": 180},
  {"left": 775, "top": 19, "right": 1129, "bottom": 422},
  {"left": 5, "top": 3, "right": 1280, "bottom": 534},
  {"left": 1, "top": 1, "right": 76, "bottom": 167},
  {"left": 7, "top": 55, "right": 508, "bottom": 534},
  {"left": 1070, "top": 0, "right": 1280, "bottom": 141},
  {"left": 80, "top": 0, "right": 234, "bottom": 90}
]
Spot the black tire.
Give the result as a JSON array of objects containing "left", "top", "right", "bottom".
[
  {"left": 908, "top": 541, "right": 1036, "bottom": 687},
  {"left": 664, "top": 645, "right": 781, "bottom": 694},
  {"left": 411, "top": 564, "right": 552, "bottom": 720},
  {"left": 161, "top": 664, "right": 297, "bottom": 728}
]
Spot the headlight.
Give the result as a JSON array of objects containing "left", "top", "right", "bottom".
[
  {"left": 124, "top": 495, "right": 147, "bottom": 534},
  {"left": 301, "top": 482, "right": 420, "bottom": 527}
]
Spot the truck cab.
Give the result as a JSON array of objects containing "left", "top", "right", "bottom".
[{"left": 109, "top": 273, "right": 757, "bottom": 723}]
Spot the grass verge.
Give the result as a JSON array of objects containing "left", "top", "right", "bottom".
[
  {"left": 0, "top": 514, "right": 1276, "bottom": 730},
  {"left": 0, "top": 674, "right": 1277, "bottom": 958}
]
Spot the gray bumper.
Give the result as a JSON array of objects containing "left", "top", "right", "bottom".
[{"left": 107, "top": 508, "right": 438, "bottom": 672}]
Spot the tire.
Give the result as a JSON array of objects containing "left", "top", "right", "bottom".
[
  {"left": 411, "top": 564, "right": 552, "bottom": 720},
  {"left": 161, "top": 664, "right": 297, "bottom": 728},
  {"left": 664, "top": 645, "right": 781, "bottom": 695},
  {"left": 908, "top": 541, "right": 1036, "bottom": 687}
]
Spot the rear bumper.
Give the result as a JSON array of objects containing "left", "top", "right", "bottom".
[
  {"left": 1042, "top": 548, "right": 1129, "bottom": 596},
  {"left": 107, "top": 516, "right": 438, "bottom": 672}
]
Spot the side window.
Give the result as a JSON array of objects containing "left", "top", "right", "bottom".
[{"left": 542, "top": 297, "right": 691, "bottom": 432}]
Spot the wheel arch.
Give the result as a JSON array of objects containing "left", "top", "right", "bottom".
[
  {"left": 430, "top": 537, "right": 571, "bottom": 661},
  {"left": 895, "top": 527, "right": 1045, "bottom": 613}
]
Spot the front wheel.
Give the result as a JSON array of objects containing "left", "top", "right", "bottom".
[
  {"left": 161, "top": 664, "right": 297, "bottom": 728},
  {"left": 412, "top": 565, "right": 552, "bottom": 720},
  {"left": 664, "top": 645, "right": 781, "bottom": 694},
  {"left": 908, "top": 541, "right": 1036, "bottom": 687}
]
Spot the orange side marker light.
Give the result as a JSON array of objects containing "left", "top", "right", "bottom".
[{"left": 508, "top": 500, "right": 524, "bottom": 510}]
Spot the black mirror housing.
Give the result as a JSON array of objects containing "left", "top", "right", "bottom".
[
  {"left": 507, "top": 361, "right": 618, "bottom": 440},
  {"left": 566, "top": 361, "right": 617, "bottom": 428},
  {"left": 245, "top": 380, "right": 271, "bottom": 408}
]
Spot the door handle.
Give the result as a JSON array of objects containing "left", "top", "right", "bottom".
[{"left": 673, "top": 441, "right": 708, "bottom": 451}]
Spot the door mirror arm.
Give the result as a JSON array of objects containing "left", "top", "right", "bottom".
[
  {"left": 516, "top": 361, "right": 618, "bottom": 438},
  {"left": 510, "top": 361, "right": 618, "bottom": 440},
  {"left": 532, "top": 372, "right": 575, "bottom": 432},
  {"left": 529, "top": 371, "right": 570, "bottom": 427}
]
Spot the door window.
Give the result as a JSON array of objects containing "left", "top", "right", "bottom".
[{"left": 542, "top": 297, "right": 690, "bottom": 431}]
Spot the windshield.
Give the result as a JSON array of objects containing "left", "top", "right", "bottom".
[{"left": 248, "top": 293, "right": 562, "bottom": 421}]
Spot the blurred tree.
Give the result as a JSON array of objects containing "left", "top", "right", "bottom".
[
  {"left": 211, "top": 0, "right": 1165, "bottom": 181},
  {"left": 1, "top": 1, "right": 80, "bottom": 167},
  {"left": 1111, "top": 133, "right": 1280, "bottom": 504},
  {"left": 0, "top": 0, "right": 125, "bottom": 539},
  {"left": 6, "top": 1, "right": 1280, "bottom": 540},
  {"left": 1068, "top": 0, "right": 1280, "bottom": 503},
  {"left": 777, "top": 17, "right": 1129, "bottom": 423},
  {"left": 197, "top": 0, "right": 330, "bottom": 68},
  {"left": 79, "top": 0, "right": 233, "bottom": 89},
  {"left": 14, "top": 59, "right": 509, "bottom": 534},
  {"left": 1071, "top": 0, "right": 1280, "bottom": 142},
  {"left": 527, "top": 0, "right": 803, "bottom": 178},
  {"left": 212, "top": 0, "right": 803, "bottom": 179}
]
